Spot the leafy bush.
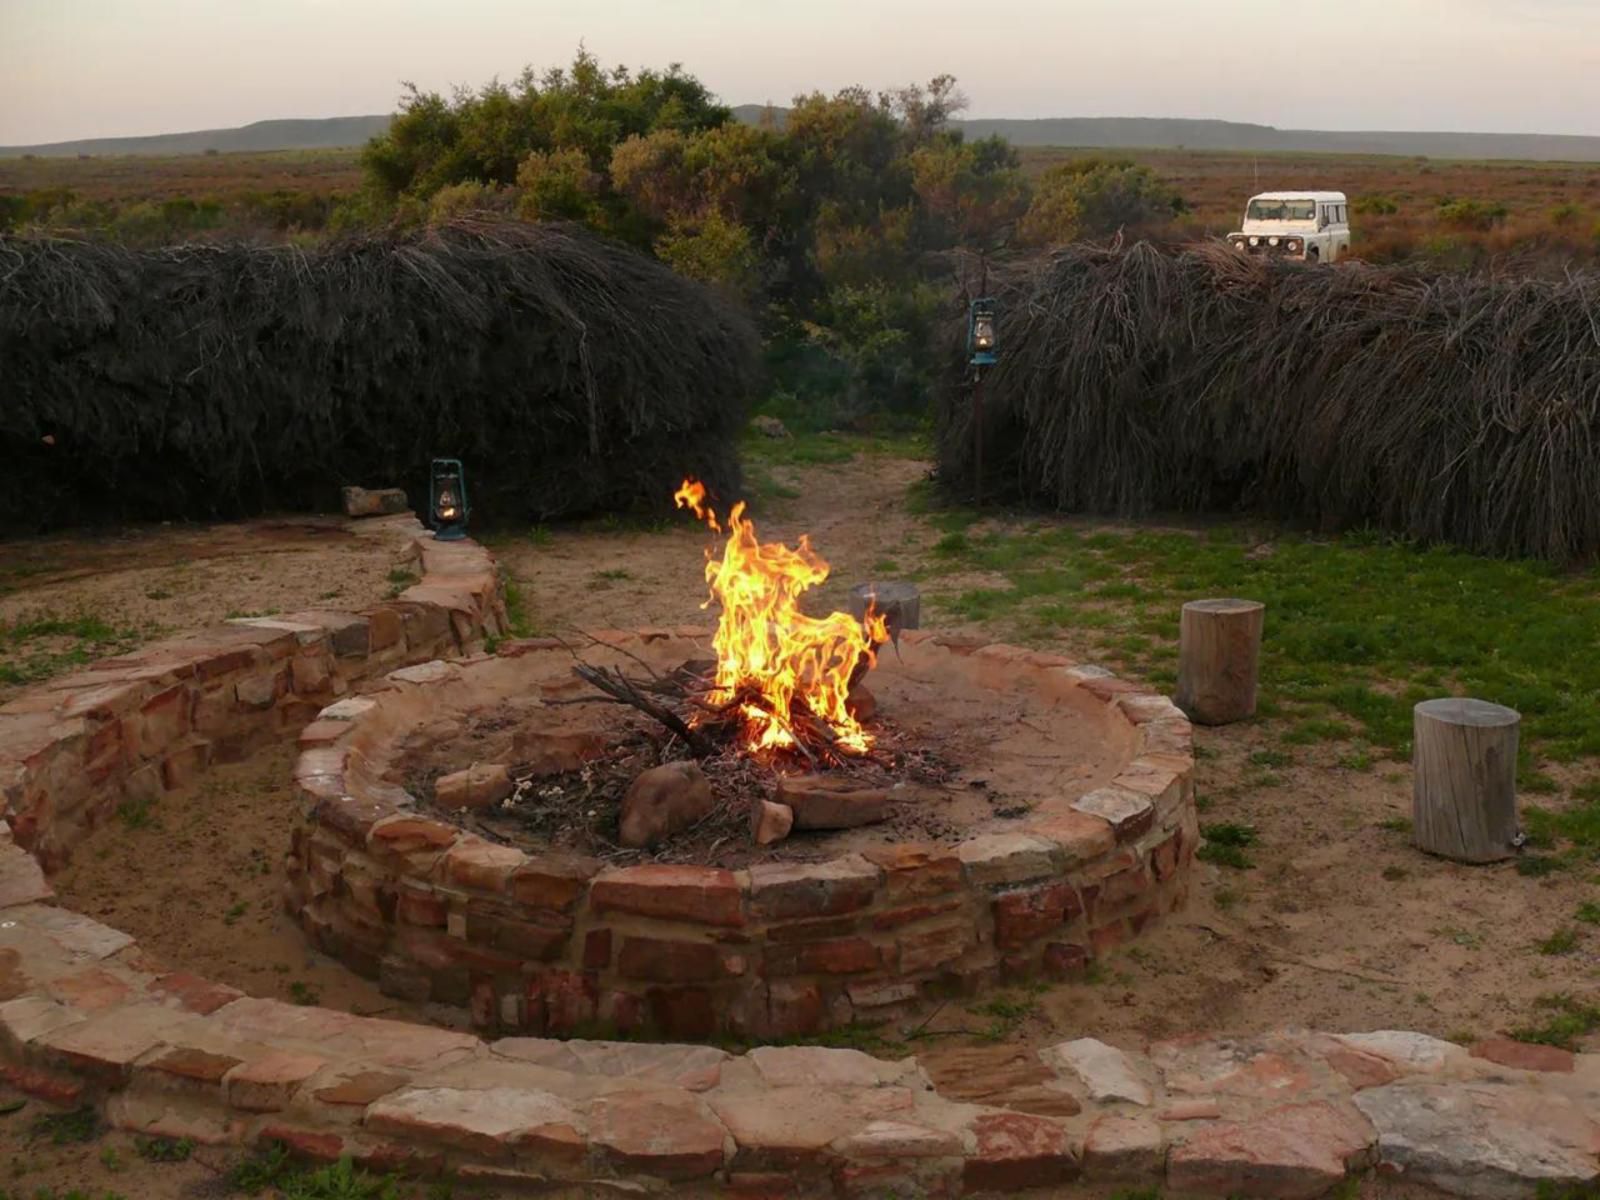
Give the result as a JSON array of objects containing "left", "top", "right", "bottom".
[{"left": 1019, "top": 159, "right": 1183, "bottom": 245}]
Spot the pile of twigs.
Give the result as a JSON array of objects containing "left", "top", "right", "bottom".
[
  {"left": 0, "top": 219, "right": 758, "bottom": 531},
  {"left": 937, "top": 242, "right": 1600, "bottom": 564}
]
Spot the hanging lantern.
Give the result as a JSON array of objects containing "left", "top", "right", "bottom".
[
  {"left": 430, "top": 458, "right": 469, "bottom": 541},
  {"left": 968, "top": 297, "right": 998, "bottom": 367}
]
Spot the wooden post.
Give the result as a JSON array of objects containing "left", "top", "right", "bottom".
[
  {"left": 1412, "top": 698, "right": 1520, "bottom": 863},
  {"left": 850, "top": 581, "right": 921, "bottom": 640},
  {"left": 1174, "top": 598, "right": 1265, "bottom": 725}
]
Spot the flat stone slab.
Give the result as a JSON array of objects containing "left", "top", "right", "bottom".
[
  {"left": 1167, "top": 1100, "right": 1375, "bottom": 1199},
  {"left": 1044, "top": 1038, "right": 1154, "bottom": 1106},
  {"left": 366, "top": 1085, "right": 584, "bottom": 1159},
  {"left": 1354, "top": 1080, "right": 1600, "bottom": 1199},
  {"left": 494, "top": 1040, "right": 728, "bottom": 1091}
]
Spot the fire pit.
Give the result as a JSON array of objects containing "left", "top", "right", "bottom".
[{"left": 284, "top": 485, "right": 1196, "bottom": 1039}]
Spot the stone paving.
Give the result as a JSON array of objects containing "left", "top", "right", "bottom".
[{"left": 1, "top": 530, "right": 1595, "bottom": 1196}]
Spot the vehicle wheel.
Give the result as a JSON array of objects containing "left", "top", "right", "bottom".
[{"left": 1307, "top": 247, "right": 1321, "bottom": 264}]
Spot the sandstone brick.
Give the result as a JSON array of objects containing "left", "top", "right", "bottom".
[
  {"left": 765, "top": 937, "right": 883, "bottom": 976},
  {"left": 859, "top": 843, "right": 963, "bottom": 900},
  {"left": 1470, "top": 1037, "right": 1576, "bottom": 1073},
  {"left": 366, "top": 1085, "right": 584, "bottom": 1161},
  {"left": 258, "top": 1124, "right": 344, "bottom": 1161},
  {"left": 766, "top": 914, "right": 861, "bottom": 943},
  {"left": 870, "top": 897, "right": 965, "bottom": 931},
  {"left": 529, "top": 970, "right": 598, "bottom": 1033},
  {"left": 1083, "top": 1115, "right": 1164, "bottom": 1180},
  {"left": 747, "top": 856, "right": 881, "bottom": 920},
  {"left": 1167, "top": 1100, "right": 1374, "bottom": 1199},
  {"left": 365, "top": 607, "right": 404, "bottom": 651},
  {"left": 618, "top": 937, "right": 744, "bottom": 983},
  {"left": 0, "top": 843, "right": 52, "bottom": 909},
  {"left": 1099, "top": 863, "right": 1152, "bottom": 907},
  {"left": 958, "top": 833, "right": 1058, "bottom": 887},
  {"left": 134, "top": 686, "right": 190, "bottom": 756},
  {"left": 1071, "top": 787, "right": 1156, "bottom": 842},
  {"left": 993, "top": 881, "right": 1081, "bottom": 950},
  {"left": 1090, "top": 920, "right": 1127, "bottom": 954},
  {"left": 48, "top": 967, "right": 134, "bottom": 1012},
  {"left": 143, "top": 1046, "right": 242, "bottom": 1093},
  {"left": 897, "top": 918, "right": 973, "bottom": 974},
  {"left": 962, "top": 1111, "right": 1078, "bottom": 1192},
  {"left": 591, "top": 864, "right": 745, "bottom": 927},
  {"left": 589, "top": 1089, "right": 727, "bottom": 1180},
  {"left": 312, "top": 1070, "right": 409, "bottom": 1107},
  {"left": 508, "top": 853, "right": 600, "bottom": 910},
  {"left": 149, "top": 972, "right": 244, "bottom": 1016},
  {"left": 440, "top": 838, "right": 524, "bottom": 893},
  {"left": 37, "top": 1004, "right": 191, "bottom": 1083},
  {"left": 291, "top": 655, "right": 333, "bottom": 695},
  {"left": 1151, "top": 831, "right": 1182, "bottom": 881},
  {"left": 224, "top": 1051, "right": 328, "bottom": 1112}
]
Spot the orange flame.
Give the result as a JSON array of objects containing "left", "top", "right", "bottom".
[{"left": 676, "top": 478, "right": 888, "bottom": 753}]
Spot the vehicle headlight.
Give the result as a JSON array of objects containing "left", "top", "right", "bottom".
[
  {"left": 1269, "top": 237, "right": 1280, "bottom": 247},
  {"left": 1287, "top": 240, "right": 1301, "bottom": 252},
  {"left": 1249, "top": 236, "right": 1260, "bottom": 246}
]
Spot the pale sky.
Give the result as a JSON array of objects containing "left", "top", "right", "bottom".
[{"left": 3, "top": 0, "right": 1598, "bottom": 146}]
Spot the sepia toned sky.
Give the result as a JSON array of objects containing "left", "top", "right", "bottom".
[{"left": 2, "top": 0, "right": 1598, "bottom": 145}]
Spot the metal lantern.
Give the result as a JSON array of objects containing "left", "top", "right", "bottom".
[
  {"left": 429, "top": 458, "right": 469, "bottom": 541},
  {"left": 968, "top": 297, "right": 998, "bottom": 367}
]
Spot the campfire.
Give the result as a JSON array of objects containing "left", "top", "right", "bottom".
[{"left": 673, "top": 478, "right": 889, "bottom": 756}]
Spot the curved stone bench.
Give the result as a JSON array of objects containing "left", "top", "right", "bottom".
[{"left": 282, "top": 631, "right": 1198, "bottom": 1039}]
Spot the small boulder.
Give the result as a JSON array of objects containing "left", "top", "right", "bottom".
[
  {"left": 513, "top": 726, "right": 609, "bottom": 777},
  {"left": 619, "top": 761, "right": 715, "bottom": 849},
  {"left": 776, "top": 775, "right": 891, "bottom": 829},
  {"left": 341, "top": 485, "right": 409, "bottom": 518},
  {"left": 750, "top": 799, "right": 794, "bottom": 846},
  {"left": 435, "top": 763, "right": 514, "bottom": 811}
]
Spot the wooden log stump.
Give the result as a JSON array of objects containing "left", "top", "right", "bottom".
[
  {"left": 849, "top": 581, "right": 921, "bottom": 639},
  {"left": 1174, "top": 598, "right": 1265, "bottom": 725},
  {"left": 1412, "top": 698, "right": 1520, "bottom": 863}
]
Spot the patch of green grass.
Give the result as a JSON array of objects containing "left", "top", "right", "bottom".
[
  {"left": 288, "top": 981, "right": 321, "bottom": 1007},
  {"left": 1381, "top": 865, "right": 1409, "bottom": 881},
  {"left": 384, "top": 567, "right": 418, "bottom": 598},
  {"left": 1337, "top": 746, "right": 1375, "bottom": 771},
  {"left": 1576, "top": 901, "right": 1600, "bottom": 925},
  {"left": 1510, "top": 993, "right": 1600, "bottom": 1050},
  {"left": 31, "top": 1106, "right": 98, "bottom": 1144},
  {"left": 500, "top": 573, "right": 537, "bottom": 639},
  {"left": 1283, "top": 717, "right": 1356, "bottom": 744},
  {"left": 1536, "top": 927, "right": 1580, "bottom": 956},
  {"left": 228, "top": 1145, "right": 405, "bottom": 1199},
  {"left": 0, "top": 610, "right": 146, "bottom": 687},
  {"left": 1517, "top": 855, "right": 1568, "bottom": 878},
  {"left": 1247, "top": 748, "right": 1293, "bottom": 769},
  {"left": 1213, "top": 885, "right": 1242, "bottom": 911},
  {"left": 966, "top": 992, "right": 1041, "bottom": 1042},
  {"left": 116, "top": 795, "right": 156, "bottom": 831},
  {"left": 1198, "top": 822, "right": 1259, "bottom": 870},
  {"left": 1378, "top": 816, "right": 1412, "bottom": 833},
  {"left": 135, "top": 1135, "right": 193, "bottom": 1162},
  {"left": 223, "top": 900, "right": 248, "bottom": 926}
]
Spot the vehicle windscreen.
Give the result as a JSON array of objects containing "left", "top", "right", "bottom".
[{"left": 1247, "top": 198, "right": 1316, "bottom": 221}]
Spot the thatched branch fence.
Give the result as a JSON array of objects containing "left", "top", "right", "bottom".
[
  {"left": 938, "top": 243, "right": 1600, "bottom": 565},
  {"left": 0, "top": 220, "right": 758, "bottom": 531}
]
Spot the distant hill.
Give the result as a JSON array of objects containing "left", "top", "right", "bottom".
[
  {"left": 8, "top": 109, "right": 1600, "bottom": 163},
  {"left": 734, "top": 107, "right": 1600, "bottom": 163},
  {"left": 0, "top": 116, "right": 392, "bottom": 159}
]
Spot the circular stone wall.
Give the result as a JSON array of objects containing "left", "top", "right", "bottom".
[{"left": 283, "top": 629, "right": 1197, "bottom": 1040}]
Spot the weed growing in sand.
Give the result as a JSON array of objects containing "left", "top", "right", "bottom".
[
  {"left": 1512, "top": 993, "right": 1600, "bottom": 1050},
  {"left": 1576, "top": 901, "right": 1600, "bottom": 924},
  {"left": 31, "top": 1105, "right": 99, "bottom": 1144},
  {"left": 288, "top": 981, "right": 321, "bottom": 1006},
  {"left": 1536, "top": 927, "right": 1580, "bottom": 956},
  {"left": 135, "top": 1135, "right": 193, "bottom": 1162},
  {"left": 1198, "top": 822, "right": 1258, "bottom": 869}
]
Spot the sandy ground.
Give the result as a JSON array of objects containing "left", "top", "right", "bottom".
[
  {"left": 0, "top": 515, "right": 415, "bottom": 703},
  {"left": 4, "top": 451, "right": 1596, "bottom": 1197}
]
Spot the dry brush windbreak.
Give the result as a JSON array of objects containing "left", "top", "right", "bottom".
[
  {"left": 0, "top": 220, "right": 759, "bottom": 531},
  {"left": 937, "top": 243, "right": 1600, "bottom": 565}
]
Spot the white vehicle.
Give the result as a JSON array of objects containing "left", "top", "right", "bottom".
[{"left": 1227, "top": 191, "right": 1351, "bottom": 262}]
